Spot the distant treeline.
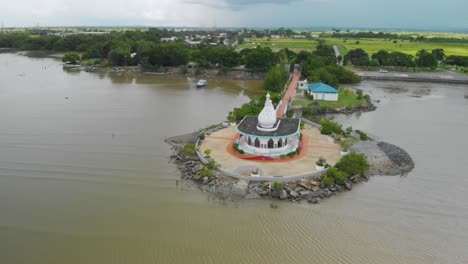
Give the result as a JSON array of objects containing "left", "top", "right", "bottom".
[
  {"left": 330, "top": 32, "right": 468, "bottom": 43},
  {"left": 344, "top": 47, "right": 468, "bottom": 68},
  {"left": 0, "top": 29, "right": 281, "bottom": 71}
]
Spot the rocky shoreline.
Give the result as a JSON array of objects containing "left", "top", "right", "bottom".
[{"left": 165, "top": 128, "right": 414, "bottom": 204}]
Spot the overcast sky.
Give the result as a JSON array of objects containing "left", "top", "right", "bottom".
[{"left": 2, "top": 0, "right": 467, "bottom": 31}]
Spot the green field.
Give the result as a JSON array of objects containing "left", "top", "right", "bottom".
[{"left": 241, "top": 37, "right": 468, "bottom": 57}]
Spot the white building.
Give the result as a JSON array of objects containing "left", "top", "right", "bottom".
[
  {"left": 161, "top": 36, "right": 177, "bottom": 42},
  {"left": 236, "top": 93, "right": 301, "bottom": 157},
  {"left": 297, "top": 79, "right": 308, "bottom": 90},
  {"left": 307, "top": 83, "right": 339, "bottom": 101}
]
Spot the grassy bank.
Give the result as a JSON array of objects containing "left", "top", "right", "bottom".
[{"left": 293, "top": 89, "right": 367, "bottom": 109}]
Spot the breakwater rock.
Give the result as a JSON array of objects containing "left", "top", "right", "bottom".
[{"left": 352, "top": 141, "right": 414, "bottom": 175}]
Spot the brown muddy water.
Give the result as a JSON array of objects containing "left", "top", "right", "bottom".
[{"left": 1, "top": 52, "right": 468, "bottom": 264}]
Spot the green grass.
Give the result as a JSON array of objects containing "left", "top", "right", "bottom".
[
  {"left": 293, "top": 89, "right": 366, "bottom": 109},
  {"left": 241, "top": 37, "right": 468, "bottom": 57},
  {"left": 241, "top": 38, "right": 319, "bottom": 51},
  {"left": 181, "top": 143, "right": 196, "bottom": 156}
]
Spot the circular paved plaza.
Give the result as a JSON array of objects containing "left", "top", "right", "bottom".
[{"left": 198, "top": 124, "right": 341, "bottom": 177}]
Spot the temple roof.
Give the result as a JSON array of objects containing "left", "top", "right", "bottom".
[{"left": 237, "top": 116, "right": 300, "bottom": 137}]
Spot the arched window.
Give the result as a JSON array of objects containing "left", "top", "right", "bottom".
[
  {"left": 268, "top": 139, "right": 274, "bottom": 149},
  {"left": 254, "top": 138, "right": 260, "bottom": 148},
  {"left": 285, "top": 138, "right": 288, "bottom": 146},
  {"left": 277, "top": 138, "right": 283, "bottom": 148},
  {"left": 248, "top": 137, "right": 252, "bottom": 146}
]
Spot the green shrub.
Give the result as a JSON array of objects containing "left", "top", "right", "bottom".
[
  {"left": 316, "top": 157, "right": 326, "bottom": 166},
  {"left": 233, "top": 143, "right": 245, "bottom": 154},
  {"left": 340, "top": 139, "right": 353, "bottom": 151},
  {"left": 198, "top": 132, "right": 205, "bottom": 140},
  {"left": 327, "top": 167, "right": 348, "bottom": 184},
  {"left": 319, "top": 119, "right": 343, "bottom": 135},
  {"left": 62, "top": 52, "right": 81, "bottom": 64},
  {"left": 200, "top": 168, "right": 214, "bottom": 178},
  {"left": 356, "top": 89, "right": 363, "bottom": 100},
  {"left": 307, "top": 94, "right": 314, "bottom": 100},
  {"left": 203, "top": 149, "right": 212, "bottom": 157},
  {"left": 181, "top": 143, "right": 196, "bottom": 156},
  {"left": 273, "top": 182, "right": 283, "bottom": 191},
  {"left": 295, "top": 147, "right": 302, "bottom": 155},
  {"left": 358, "top": 131, "right": 368, "bottom": 141},
  {"left": 205, "top": 160, "right": 220, "bottom": 170},
  {"left": 323, "top": 176, "right": 334, "bottom": 186},
  {"left": 363, "top": 94, "right": 371, "bottom": 101},
  {"left": 335, "top": 153, "right": 369, "bottom": 176},
  {"left": 302, "top": 107, "right": 313, "bottom": 117}
]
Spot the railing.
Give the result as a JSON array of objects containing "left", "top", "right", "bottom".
[{"left": 301, "top": 118, "right": 322, "bottom": 129}]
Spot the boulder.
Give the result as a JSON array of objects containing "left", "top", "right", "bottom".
[
  {"left": 294, "top": 187, "right": 304, "bottom": 192},
  {"left": 299, "top": 190, "right": 310, "bottom": 196},
  {"left": 279, "top": 190, "right": 288, "bottom": 200},
  {"left": 308, "top": 197, "right": 321, "bottom": 204},
  {"left": 344, "top": 181, "right": 352, "bottom": 190},
  {"left": 290, "top": 191, "right": 299, "bottom": 198}
]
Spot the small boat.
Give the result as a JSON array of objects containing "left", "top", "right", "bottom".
[
  {"left": 196, "top": 79, "right": 207, "bottom": 88},
  {"left": 379, "top": 69, "right": 388, "bottom": 73}
]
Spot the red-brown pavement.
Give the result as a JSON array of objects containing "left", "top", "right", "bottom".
[{"left": 276, "top": 72, "right": 301, "bottom": 118}]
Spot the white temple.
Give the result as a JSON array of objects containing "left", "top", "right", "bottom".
[{"left": 236, "top": 93, "right": 301, "bottom": 157}]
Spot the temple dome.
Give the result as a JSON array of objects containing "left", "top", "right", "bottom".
[{"left": 258, "top": 93, "right": 277, "bottom": 129}]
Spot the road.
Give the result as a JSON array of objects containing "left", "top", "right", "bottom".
[{"left": 333, "top": 45, "right": 343, "bottom": 66}]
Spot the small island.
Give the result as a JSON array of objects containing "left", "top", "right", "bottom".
[{"left": 166, "top": 70, "right": 414, "bottom": 204}]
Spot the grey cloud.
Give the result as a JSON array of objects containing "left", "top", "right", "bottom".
[{"left": 184, "top": 0, "right": 304, "bottom": 10}]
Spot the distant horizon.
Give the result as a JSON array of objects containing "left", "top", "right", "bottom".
[
  {"left": 3, "top": 25, "right": 468, "bottom": 34},
  {"left": 3, "top": 0, "right": 467, "bottom": 34}
]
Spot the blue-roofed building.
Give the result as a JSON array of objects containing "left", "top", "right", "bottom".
[{"left": 307, "top": 83, "right": 339, "bottom": 101}]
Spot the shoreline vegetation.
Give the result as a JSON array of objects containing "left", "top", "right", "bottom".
[{"left": 2, "top": 27, "right": 467, "bottom": 79}]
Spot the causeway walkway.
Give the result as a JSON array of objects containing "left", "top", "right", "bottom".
[{"left": 276, "top": 72, "right": 301, "bottom": 118}]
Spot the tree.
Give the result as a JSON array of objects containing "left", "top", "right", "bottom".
[
  {"left": 346, "top": 48, "right": 369, "bottom": 66},
  {"left": 335, "top": 153, "right": 369, "bottom": 176},
  {"left": 386, "top": 52, "right": 415, "bottom": 68},
  {"left": 311, "top": 68, "right": 339, "bottom": 88},
  {"left": 371, "top": 50, "right": 389, "bottom": 66},
  {"left": 432, "top": 48, "right": 445, "bottom": 62},
  {"left": 244, "top": 46, "right": 277, "bottom": 72},
  {"left": 62, "top": 52, "right": 80, "bottom": 64},
  {"left": 263, "top": 65, "right": 289, "bottom": 93},
  {"left": 416, "top": 49, "right": 437, "bottom": 69},
  {"left": 446, "top": 55, "right": 468, "bottom": 66},
  {"left": 108, "top": 42, "right": 132, "bottom": 66}
]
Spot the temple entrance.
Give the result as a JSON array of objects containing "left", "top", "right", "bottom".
[
  {"left": 254, "top": 138, "right": 260, "bottom": 148},
  {"left": 277, "top": 138, "right": 283, "bottom": 148},
  {"left": 248, "top": 137, "right": 252, "bottom": 146},
  {"left": 268, "top": 139, "right": 274, "bottom": 149}
]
